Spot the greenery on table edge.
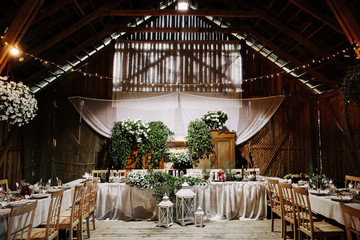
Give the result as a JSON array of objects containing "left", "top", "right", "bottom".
[
  {"left": 341, "top": 64, "right": 360, "bottom": 109},
  {"left": 109, "top": 119, "right": 171, "bottom": 169},
  {"left": 186, "top": 120, "right": 214, "bottom": 167},
  {"left": 126, "top": 171, "right": 207, "bottom": 203}
]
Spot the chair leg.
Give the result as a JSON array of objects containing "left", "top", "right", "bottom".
[
  {"left": 282, "top": 219, "right": 286, "bottom": 239},
  {"left": 77, "top": 223, "right": 82, "bottom": 240},
  {"left": 69, "top": 227, "right": 73, "bottom": 240},
  {"left": 80, "top": 219, "right": 84, "bottom": 240},
  {"left": 271, "top": 212, "right": 274, "bottom": 232},
  {"left": 86, "top": 217, "right": 90, "bottom": 238},
  {"left": 92, "top": 211, "right": 96, "bottom": 230}
]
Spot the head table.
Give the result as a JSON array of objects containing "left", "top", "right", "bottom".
[{"left": 95, "top": 181, "right": 268, "bottom": 221}]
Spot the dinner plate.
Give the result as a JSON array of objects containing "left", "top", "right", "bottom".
[
  {"left": 329, "top": 196, "right": 352, "bottom": 203},
  {"left": 310, "top": 191, "right": 328, "bottom": 196},
  {"left": 30, "top": 194, "right": 50, "bottom": 199},
  {"left": 5, "top": 201, "right": 27, "bottom": 208}
]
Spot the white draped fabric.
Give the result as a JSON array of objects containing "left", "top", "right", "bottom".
[
  {"left": 69, "top": 93, "right": 284, "bottom": 144},
  {"left": 95, "top": 182, "right": 267, "bottom": 221}
]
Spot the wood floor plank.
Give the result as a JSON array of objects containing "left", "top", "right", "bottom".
[{"left": 86, "top": 219, "right": 284, "bottom": 239}]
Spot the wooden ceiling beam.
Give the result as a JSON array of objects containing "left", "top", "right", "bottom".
[
  {"left": 0, "top": 0, "right": 44, "bottom": 73},
  {"left": 327, "top": 0, "right": 360, "bottom": 58},
  {"left": 108, "top": 9, "right": 259, "bottom": 18},
  {"left": 23, "top": 25, "right": 116, "bottom": 83},
  {"left": 32, "top": 0, "right": 73, "bottom": 24},
  {"left": 116, "top": 27, "right": 244, "bottom": 34},
  {"left": 240, "top": 25, "right": 337, "bottom": 85},
  {"left": 289, "top": 0, "right": 343, "bottom": 34}
]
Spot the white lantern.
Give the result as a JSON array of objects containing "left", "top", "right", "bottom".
[
  {"left": 194, "top": 206, "right": 204, "bottom": 227},
  {"left": 157, "top": 194, "right": 173, "bottom": 228},
  {"left": 176, "top": 182, "right": 196, "bottom": 226}
]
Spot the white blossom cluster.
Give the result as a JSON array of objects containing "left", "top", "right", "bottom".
[
  {"left": 169, "top": 152, "right": 192, "bottom": 168},
  {"left": 121, "top": 118, "right": 150, "bottom": 142},
  {"left": 126, "top": 170, "right": 150, "bottom": 189},
  {"left": 201, "top": 109, "right": 228, "bottom": 130},
  {"left": 0, "top": 80, "right": 38, "bottom": 126}
]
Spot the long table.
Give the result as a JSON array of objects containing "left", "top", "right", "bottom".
[
  {"left": 309, "top": 191, "right": 360, "bottom": 225},
  {"left": 0, "top": 188, "right": 73, "bottom": 239},
  {"left": 95, "top": 181, "right": 268, "bottom": 221}
]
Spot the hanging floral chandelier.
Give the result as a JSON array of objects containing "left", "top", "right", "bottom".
[{"left": 0, "top": 80, "right": 38, "bottom": 126}]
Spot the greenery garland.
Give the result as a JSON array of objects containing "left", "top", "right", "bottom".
[
  {"left": 341, "top": 64, "right": 360, "bottom": 108},
  {"left": 186, "top": 120, "right": 214, "bottom": 167}
]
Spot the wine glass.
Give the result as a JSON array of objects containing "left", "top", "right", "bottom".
[
  {"left": 348, "top": 183, "right": 353, "bottom": 190},
  {"left": 56, "top": 177, "right": 62, "bottom": 187}
]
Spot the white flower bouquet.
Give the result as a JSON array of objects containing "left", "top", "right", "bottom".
[
  {"left": 169, "top": 152, "right": 192, "bottom": 169},
  {"left": 201, "top": 109, "right": 228, "bottom": 130},
  {"left": 126, "top": 171, "right": 150, "bottom": 189},
  {"left": 0, "top": 80, "right": 38, "bottom": 126}
]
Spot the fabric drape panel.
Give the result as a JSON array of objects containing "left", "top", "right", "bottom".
[
  {"left": 69, "top": 93, "right": 284, "bottom": 144},
  {"left": 112, "top": 40, "right": 242, "bottom": 93}
]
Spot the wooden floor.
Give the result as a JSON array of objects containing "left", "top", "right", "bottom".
[{"left": 85, "top": 219, "right": 285, "bottom": 240}]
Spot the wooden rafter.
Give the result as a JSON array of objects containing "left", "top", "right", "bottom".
[
  {"left": 0, "top": 0, "right": 44, "bottom": 73},
  {"left": 108, "top": 9, "right": 259, "bottom": 17},
  {"left": 289, "top": 0, "right": 343, "bottom": 34},
  {"left": 32, "top": 0, "right": 73, "bottom": 24},
  {"left": 327, "top": 0, "right": 360, "bottom": 59},
  {"left": 116, "top": 27, "right": 244, "bottom": 34}
]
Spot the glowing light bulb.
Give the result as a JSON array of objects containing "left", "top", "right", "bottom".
[{"left": 10, "top": 46, "right": 20, "bottom": 56}]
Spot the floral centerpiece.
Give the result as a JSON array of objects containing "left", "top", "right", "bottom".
[
  {"left": 169, "top": 151, "right": 192, "bottom": 169},
  {"left": 0, "top": 80, "right": 38, "bottom": 126},
  {"left": 201, "top": 109, "right": 228, "bottom": 130},
  {"left": 283, "top": 173, "right": 309, "bottom": 183},
  {"left": 126, "top": 171, "right": 150, "bottom": 189}
]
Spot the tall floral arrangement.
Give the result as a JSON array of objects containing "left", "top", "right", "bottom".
[
  {"left": 0, "top": 80, "right": 38, "bottom": 126},
  {"left": 201, "top": 109, "right": 228, "bottom": 130}
]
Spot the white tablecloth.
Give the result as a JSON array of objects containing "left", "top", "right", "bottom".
[
  {"left": 195, "top": 181, "right": 267, "bottom": 221},
  {"left": 309, "top": 192, "right": 360, "bottom": 225},
  {"left": 0, "top": 188, "right": 73, "bottom": 239},
  {"left": 95, "top": 181, "right": 268, "bottom": 221}
]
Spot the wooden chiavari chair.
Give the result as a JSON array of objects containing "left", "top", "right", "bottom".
[
  {"left": 0, "top": 179, "right": 9, "bottom": 193},
  {"left": 345, "top": 175, "right": 360, "bottom": 188},
  {"left": 20, "top": 189, "right": 64, "bottom": 240},
  {"left": 340, "top": 202, "right": 360, "bottom": 240},
  {"left": 58, "top": 185, "right": 84, "bottom": 240},
  {"left": 6, "top": 201, "right": 38, "bottom": 240},
  {"left": 267, "top": 178, "right": 284, "bottom": 236},
  {"left": 81, "top": 181, "right": 92, "bottom": 238},
  {"left": 293, "top": 187, "right": 344, "bottom": 240},
  {"left": 279, "top": 182, "right": 297, "bottom": 240},
  {"left": 91, "top": 170, "right": 107, "bottom": 178},
  {"left": 87, "top": 179, "right": 98, "bottom": 232}
]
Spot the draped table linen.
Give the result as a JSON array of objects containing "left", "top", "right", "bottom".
[{"left": 95, "top": 181, "right": 267, "bottom": 221}]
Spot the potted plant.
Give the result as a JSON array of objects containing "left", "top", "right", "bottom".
[
  {"left": 201, "top": 109, "right": 228, "bottom": 130},
  {"left": 169, "top": 152, "right": 192, "bottom": 170},
  {"left": 186, "top": 120, "right": 214, "bottom": 167}
]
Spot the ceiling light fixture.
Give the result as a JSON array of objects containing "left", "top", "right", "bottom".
[
  {"left": 178, "top": 0, "right": 189, "bottom": 11},
  {"left": 9, "top": 46, "right": 20, "bottom": 56}
]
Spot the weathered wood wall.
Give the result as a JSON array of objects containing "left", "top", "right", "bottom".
[{"left": 2, "top": 40, "right": 359, "bottom": 186}]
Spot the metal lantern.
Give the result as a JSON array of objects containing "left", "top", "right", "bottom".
[
  {"left": 194, "top": 206, "right": 205, "bottom": 227},
  {"left": 176, "top": 182, "right": 196, "bottom": 226},
  {"left": 157, "top": 194, "right": 174, "bottom": 228}
]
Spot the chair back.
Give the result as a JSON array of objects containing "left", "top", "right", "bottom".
[
  {"left": 83, "top": 181, "right": 92, "bottom": 217},
  {"left": 186, "top": 169, "right": 202, "bottom": 177},
  {"left": 0, "top": 179, "right": 9, "bottom": 192},
  {"left": 118, "top": 170, "right": 127, "bottom": 177},
  {"left": 345, "top": 175, "right": 360, "bottom": 188},
  {"left": 230, "top": 169, "right": 243, "bottom": 175},
  {"left": 279, "top": 182, "right": 296, "bottom": 223},
  {"left": 70, "top": 185, "right": 85, "bottom": 225},
  {"left": 90, "top": 179, "right": 98, "bottom": 211},
  {"left": 45, "top": 189, "right": 64, "bottom": 240},
  {"left": 92, "top": 170, "right": 107, "bottom": 178},
  {"left": 340, "top": 202, "right": 360, "bottom": 240},
  {"left": 6, "top": 201, "right": 38, "bottom": 240},
  {"left": 292, "top": 187, "right": 314, "bottom": 238},
  {"left": 267, "top": 178, "right": 282, "bottom": 215}
]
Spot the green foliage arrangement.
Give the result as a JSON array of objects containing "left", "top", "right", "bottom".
[
  {"left": 128, "top": 171, "right": 207, "bottom": 203},
  {"left": 201, "top": 109, "right": 228, "bottom": 130},
  {"left": 109, "top": 118, "right": 170, "bottom": 169},
  {"left": 341, "top": 65, "right": 360, "bottom": 108},
  {"left": 186, "top": 120, "right": 214, "bottom": 167},
  {"left": 144, "top": 121, "right": 171, "bottom": 169}
]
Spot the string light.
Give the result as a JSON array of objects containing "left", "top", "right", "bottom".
[{"left": 0, "top": 37, "right": 355, "bottom": 89}]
